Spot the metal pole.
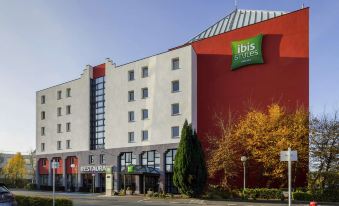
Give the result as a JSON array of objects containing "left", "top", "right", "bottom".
[
  {"left": 288, "top": 147, "right": 291, "bottom": 206},
  {"left": 52, "top": 160, "right": 55, "bottom": 206},
  {"left": 243, "top": 162, "right": 246, "bottom": 191},
  {"left": 92, "top": 174, "right": 95, "bottom": 194}
]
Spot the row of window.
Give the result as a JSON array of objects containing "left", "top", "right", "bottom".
[
  {"left": 40, "top": 88, "right": 71, "bottom": 104},
  {"left": 88, "top": 154, "right": 106, "bottom": 165},
  {"left": 40, "top": 105, "right": 71, "bottom": 120},
  {"left": 127, "top": 58, "right": 180, "bottom": 82},
  {"left": 41, "top": 122, "right": 71, "bottom": 136},
  {"left": 128, "top": 126, "right": 179, "bottom": 143},
  {"left": 40, "top": 140, "right": 71, "bottom": 152}
]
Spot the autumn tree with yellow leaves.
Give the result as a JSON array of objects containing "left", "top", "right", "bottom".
[
  {"left": 3, "top": 152, "right": 27, "bottom": 186},
  {"left": 207, "top": 103, "right": 309, "bottom": 189}
]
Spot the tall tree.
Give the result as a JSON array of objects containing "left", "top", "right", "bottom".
[
  {"left": 206, "top": 112, "right": 242, "bottom": 190},
  {"left": 235, "top": 104, "right": 309, "bottom": 187},
  {"left": 173, "top": 120, "right": 207, "bottom": 197},
  {"left": 309, "top": 111, "right": 339, "bottom": 190},
  {"left": 3, "top": 152, "right": 27, "bottom": 186}
]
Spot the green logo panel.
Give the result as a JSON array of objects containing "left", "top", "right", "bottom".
[{"left": 231, "top": 34, "right": 264, "bottom": 70}]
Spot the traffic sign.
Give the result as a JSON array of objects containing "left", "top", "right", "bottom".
[
  {"left": 280, "top": 150, "right": 298, "bottom": 161},
  {"left": 52, "top": 162, "right": 59, "bottom": 169}
]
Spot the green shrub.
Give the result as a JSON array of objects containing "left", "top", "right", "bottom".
[
  {"left": 15, "top": 195, "right": 73, "bottom": 206},
  {"left": 244, "top": 188, "right": 283, "bottom": 200},
  {"left": 292, "top": 191, "right": 312, "bottom": 201}
]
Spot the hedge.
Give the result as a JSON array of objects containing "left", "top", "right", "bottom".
[
  {"left": 15, "top": 195, "right": 73, "bottom": 206},
  {"left": 244, "top": 188, "right": 284, "bottom": 200},
  {"left": 293, "top": 190, "right": 339, "bottom": 202}
]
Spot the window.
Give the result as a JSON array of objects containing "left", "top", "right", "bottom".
[
  {"left": 41, "top": 143, "right": 45, "bottom": 152},
  {"left": 141, "top": 151, "right": 160, "bottom": 170},
  {"left": 57, "top": 107, "right": 62, "bottom": 116},
  {"left": 142, "top": 130, "right": 148, "bottom": 141},
  {"left": 172, "top": 58, "right": 179, "bottom": 70},
  {"left": 141, "top": 88, "right": 148, "bottom": 99},
  {"left": 142, "top": 109, "right": 148, "bottom": 120},
  {"left": 41, "top": 158, "right": 47, "bottom": 166},
  {"left": 66, "top": 105, "right": 71, "bottom": 115},
  {"left": 57, "top": 141, "right": 62, "bottom": 150},
  {"left": 165, "top": 149, "right": 178, "bottom": 194},
  {"left": 66, "top": 140, "right": 71, "bottom": 149},
  {"left": 100, "top": 154, "right": 106, "bottom": 164},
  {"left": 89, "top": 155, "right": 94, "bottom": 164},
  {"left": 57, "top": 90, "right": 62, "bottom": 100},
  {"left": 119, "top": 152, "right": 136, "bottom": 171},
  {"left": 172, "top": 80, "right": 180, "bottom": 92},
  {"left": 41, "top": 127, "right": 45, "bottom": 136},
  {"left": 142, "top": 67, "right": 148, "bottom": 78},
  {"left": 128, "top": 70, "right": 134, "bottom": 81},
  {"left": 171, "top": 103, "right": 180, "bottom": 115},
  {"left": 41, "top": 95, "right": 46, "bottom": 104},
  {"left": 41, "top": 111, "right": 46, "bottom": 120},
  {"left": 66, "top": 122, "right": 71, "bottom": 132},
  {"left": 66, "top": 88, "right": 71, "bottom": 97},
  {"left": 57, "top": 124, "right": 62, "bottom": 133},
  {"left": 128, "top": 111, "right": 135, "bottom": 122},
  {"left": 128, "top": 132, "right": 135, "bottom": 143},
  {"left": 171, "top": 126, "right": 180, "bottom": 138},
  {"left": 128, "top": 90, "right": 134, "bottom": 102}
]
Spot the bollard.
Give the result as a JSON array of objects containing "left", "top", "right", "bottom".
[{"left": 309, "top": 201, "right": 317, "bottom": 206}]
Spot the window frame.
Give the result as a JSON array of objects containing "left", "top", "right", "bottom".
[
  {"left": 66, "top": 105, "right": 71, "bottom": 115},
  {"left": 142, "top": 130, "right": 148, "bottom": 141},
  {"left": 66, "top": 140, "right": 71, "bottom": 149},
  {"left": 141, "top": 87, "right": 148, "bottom": 99},
  {"left": 172, "top": 58, "right": 180, "bottom": 70},
  {"left": 171, "top": 80, "right": 180, "bottom": 93},
  {"left": 171, "top": 103, "right": 180, "bottom": 116},
  {"left": 171, "top": 126, "right": 180, "bottom": 138},
  {"left": 128, "top": 90, "right": 135, "bottom": 102},
  {"left": 128, "top": 70, "right": 135, "bottom": 81},
  {"left": 128, "top": 132, "right": 135, "bottom": 143},
  {"left": 141, "top": 109, "right": 148, "bottom": 120},
  {"left": 128, "top": 111, "right": 135, "bottom": 122},
  {"left": 57, "top": 141, "right": 62, "bottom": 150},
  {"left": 57, "top": 90, "right": 62, "bottom": 100},
  {"left": 66, "top": 88, "right": 71, "bottom": 97},
  {"left": 41, "top": 95, "right": 46, "bottom": 104},
  {"left": 142, "top": 66, "right": 149, "bottom": 78}
]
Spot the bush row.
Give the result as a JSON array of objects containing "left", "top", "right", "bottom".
[
  {"left": 293, "top": 189, "right": 339, "bottom": 202},
  {"left": 243, "top": 188, "right": 284, "bottom": 200},
  {"left": 15, "top": 195, "right": 73, "bottom": 206}
]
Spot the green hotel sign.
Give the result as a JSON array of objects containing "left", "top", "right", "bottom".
[
  {"left": 127, "top": 165, "right": 134, "bottom": 173},
  {"left": 231, "top": 34, "right": 264, "bottom": 70}
]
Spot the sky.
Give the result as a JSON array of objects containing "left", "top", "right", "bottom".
[{"left": 0, "top": 0, "right": 338, "bottom": 153}]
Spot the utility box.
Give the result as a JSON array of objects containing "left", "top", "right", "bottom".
[{"left": 105, "top": 167, "right": 113, "bottom": 196}]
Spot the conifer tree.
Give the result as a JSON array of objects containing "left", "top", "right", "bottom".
[{"left": 173, "top": 120, "right": 207, "bottom": 197}]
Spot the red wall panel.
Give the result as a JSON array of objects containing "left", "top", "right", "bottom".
[
  {"left": 191, "top": 8, "right": 309, "bottom": 187},
  {"left": 93, "top": 64, "right": 106, "bottom": 79},
  {"left": 38, "top": 158, "right": 49, "bottom": 175},
  {"left": 66, "top": 156, "right": 78, "bottom": 174}
]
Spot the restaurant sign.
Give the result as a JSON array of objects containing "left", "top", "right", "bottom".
[{"left": 80, "top": 165, "right": 107, "bottom": 173}]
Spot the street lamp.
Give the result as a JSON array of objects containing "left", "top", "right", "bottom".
[
  {"left": 92, "top": 173, "right": 96, "bottom": 194},
  {"left": 240, "top": 156, "right": 248, "bottom": 193},
  {"left": 70, "top": 164, "right": 76, "bottom": 191}
]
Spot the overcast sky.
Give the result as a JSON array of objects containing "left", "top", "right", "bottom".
[{"left": 0, "top": 0, "right": 338, "bottom": 153}]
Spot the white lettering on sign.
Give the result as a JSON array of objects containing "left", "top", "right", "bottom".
[{"left": 80, "top": 165, "right": 107, "bottom": 173}]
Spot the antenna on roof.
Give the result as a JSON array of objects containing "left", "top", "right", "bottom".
[{"left": 301, "top": 2, "right": 305, "bottom": 9}]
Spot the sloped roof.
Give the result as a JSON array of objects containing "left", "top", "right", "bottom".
[{"left": 188, "top": 9, "right": 286, "bottom": 43}]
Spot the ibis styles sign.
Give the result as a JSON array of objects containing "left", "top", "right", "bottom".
[{"left": 231, "top": 34, "right": 264, "bottom": 70}]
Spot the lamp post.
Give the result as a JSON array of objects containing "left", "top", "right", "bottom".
[
  {"left": 240, "top": 156, "right": 248, "bottom": 193},
  {"left": 70, "top": 164, "right": 75, "bottom": 191},
  {"left": 92, "top": 173, "right": 95, "bottom": 194}
]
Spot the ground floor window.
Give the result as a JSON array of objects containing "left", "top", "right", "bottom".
[
  {"left": 165, "top": 149, "right": 178, "bottom": 194},
  {"left": 55, "top": 174, "right": 63, "bottom": 186},
  {"left": 67, "top": 174, "right": 77, "bottom": 191},
  {"left": 119, "top": 152, "right": 136, "bottom": 171},
  {"left": 40, "top": 174, "right": 48, "bottom": 185},
  {"left": 165, "top": 173, "right": 178, "bottom": 194}
]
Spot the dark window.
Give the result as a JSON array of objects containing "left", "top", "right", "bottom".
[
  {"left": 142, "top": 88, "right": 148, "bottom": 99},
  {"left": 57, "top": 90, "right": 62, "bottom": 100},
  {"left": 171, "top": 126, "right": 180, "bottom": 138},
  {"left": 128, "top": 70, "right": 135, "bottom": 81},
  {"left": 128, "top": 132, "right": 135, "bottom": 143},
  {"left": 128, "top": 90, "right": 134, "bottom": 102},
  {"left": 171, "top": 103, "right": 180, "bottom": 115},
  {"left": 41, "top": 143, "right": 45, "bottom": 152},
  {"left": 89, "top": 155, "right": 94, "bottom": 164},
  {"left": 119, "top": 152, "right": 136, "bottom": 172},
  {"left": 142, "top": 130, "right": 148, "bottom": 141},
  {"left": 41, "top": 159, "right": 47, "bottom": 166},
  {"left": 41, "top": 127, "right": 45, "bottom": 136},
  {"left": 165, "top": 149, "right": 178, "bottom": 193},
  {"left": 66, "top": 105, "right": 71, "bottom": 115},
  {"left": 66, "top": 88, "right": 71, "bottom": 97},
  {"left": 41, "top": 111, "right": 46, "bottom": 120},
  {"left": 172, "top": 80, "right": 180, "bottom": 92},
  {"left": 57, "top": 141, "right": 62, "bottom": 150},
  {"left": 66, "top": 122, "right": 71, "bottom": 132},
  {"left": 100, "top": 154, "right": 106, "bottom": 164},
  {"left": 41, "top": 95, "right": 46, "bottom": 104},
  {"left": 90, "top": 76, "right": 105, "bottom": 150},
  {"left": 66, "top": 140, "right": 71, "bottom": 149},
  {"left": 172, "top": 58, "right": 179, "bottom": 70},
  {"left": 142, "top": 109, "right": 148, "bottom": 120},
  {"left": 57, "top": 107, "right": 62, "bottom": 116},
  {"left": 142, "top": 67, "right": 148, "bottom": 78},
  {"left": 57, "top": 124, "right": 62, "bottom": 133},
  {"left": 141, "top": 151, "right": 160, "bottom": 170},
  {"left": 128, "top": 111, "right": 135, "bottom": 122}
]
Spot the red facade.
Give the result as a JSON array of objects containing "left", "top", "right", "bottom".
[
  {"left": 93, "top": 63, "right": 106, "bottom": 79},
  {"left": 38, "top": 158, "right": 49, "bottom": 175},
  {"left": 66, "top": 156, "right": 78, "bottom": 174},
  {"left": 191, "top": 8, "right": 309, "bottom": 187}
]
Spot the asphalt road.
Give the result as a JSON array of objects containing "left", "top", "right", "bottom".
[{"left": 11, "top": 190, "right": 338, "bottom": 206}]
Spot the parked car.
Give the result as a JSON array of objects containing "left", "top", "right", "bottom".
[{"left": 0, "top": 183, "right": 17, "bottom": 206}]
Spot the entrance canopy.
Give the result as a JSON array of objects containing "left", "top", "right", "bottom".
[{"left": 121, "top": 165, "right": 160, "bottom": 176}]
